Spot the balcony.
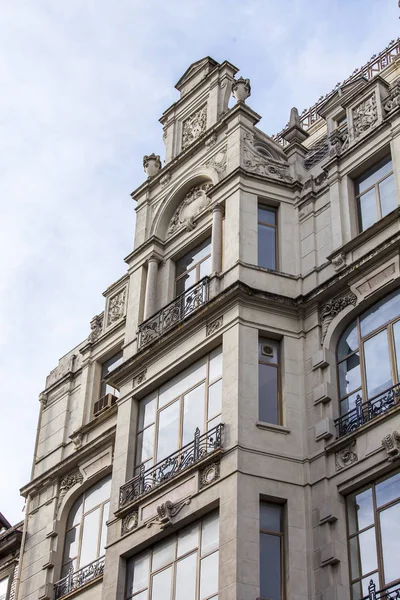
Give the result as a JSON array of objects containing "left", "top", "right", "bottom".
[
  {"left": 335, "top": 383, "right": 400, "bottom": 438},
  {"left": 361, "top": 579, "right": 400, "bottom": 600},
  {"left": 119, "top": 424, "right": 223, "bottom": 508},
  {"left": 137, "top": 277, "right": 209, "bottom": 350},
  {"left": 54, "top": 556, "right": 105, "bottom": 599}
]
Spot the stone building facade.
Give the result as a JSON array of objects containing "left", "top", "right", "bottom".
[{"left": 15, "top": 38, "right": 400, "bottom": 600}]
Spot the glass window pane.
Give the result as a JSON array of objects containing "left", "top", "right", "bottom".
[
  {"left": 63, "top": 526, "right": 80, "bottom": 564},
  {"left": 258, "top": 207, "right": 276, "bottom": 225},
  {"left": 258, "top": 363, "right": 279, "bottom": 424},
  {"left": 152, "top": 538, "right": 175, "bottom": 571},
  {"left": 176, "top": 239, "right": 211, "bottom": 278},
  {"left": 260, "top": 502, "right": 282, "bottom": 533},
  {"left": 349, "top": 529, "right": 378, "bottom": 579},
  {"left": 258, "top": 223, "right": 276, "bottom": 269},
  {"left": 376, "top": 472, "right": 400, "bottom": 507},
  {"left": 201, "top": 512, "right": 219, "bottom": 556},
  {"left": 394, "top": 320, "right": 400, "bottom": 377},
  {"left": 178, "top": 523, "right": 199, "bottom": 557},
  {"left": 209, "top": 347, "right": 222, "bottom": 381},
  {"left": 99, "top": 502, "right": 109, "bottom": 555},
  {"left": 340, "top": 392, "right": 360, "bottom": 416},
  {"left": 138, "top": 393, "right": 157, "bottom": 430},
  {"left": 364, "top": 330, "right": 392, "bottom": 398},
  {"left": 126, "top": 553, "right": 150, "bottom": 597},
  {"left": 358, "top": 188, "right": 377, "bottom": 231},
  {"left": 79, "top": 508, "right": 101, "bottom": 568},
  {"left": 183, "top": 383, "right": 205, "bottom": 446},
  {"left": 67, "top": 496, "right": 84, "bottom": 529},
  {"left": 175, "top": 552, "right": 197, "bottom": 600},
  {"left": 360, "top": 289, "right": 400, "bottom": 337},
  {"left": 176, "top": 269, "right": 196, "bottom": 295},
  {"left": 379, "top": 174, "right": 396, "bottom": 217},
  {"left": 338, "top": 323, "right": 359, "bottom": 360},
  {"left": 259, "top": 339, "right": 279, "bottom": 363},
  {"left": 380, "top": 503, "right": 400, "bottom": 584},
  {"left": 84, "top": 475, "right": 111, "bottom": 512},
  {"left": 199, "top": 256, "right": 211, "bottom": 279},
  {"left": 136, "top": 425, "right": 155, "bottom": 466},
  {"left": 151, "top": 566, "right": 172, "bottom": 600},
  {"left": 130, "top": 592, "right": 147, "bottom": 600},
  {"left": 260, "top": 533, "right": 281, "bottom": 600},
  {"left": 208, "top": 415, "right": 221, "bottom": 430},
  {"left": 101, "top": 352, "right": 123, "bottom": 377},
  {"left": 356, "top": 157, "right": 392, "bottom": 194},
  {"left": 352, "top": 573, "right": 380, "bottom": 600},
  {"left": 208, "top": 380, "right": 222, "bottom": 419},
  {"left": 200, "top": 551, "right": 219, "bottom": 599},
  {"left": 347, "top": 488, "right": 374, "bottom": 535},
  {"left": 159, "top": 358, "right": 207, "bottom": 408},
  {"left": 156, "top": 402, "right": 180, "bottom": 462},
  {"left": 338, "top": 353, "right": 361, "bottom": 397},
  {"left": 0, "top": 578, "right": 9, "bottom": 597}
]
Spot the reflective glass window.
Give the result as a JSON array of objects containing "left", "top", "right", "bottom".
[
  {"left": 258, "top": 205, "right": 277, "bottom": 270},
  {"left": 259, "top": 338, "right": 281, "bottom": 425},
  {"left": 260, "top": 501, "right": 284, "bottom": 600},
  {"left": 355, "top": 156, "right": 396, "bottom": 233},
  {"left": 175, "top": 238, "right": 211, "bottom": 296}
]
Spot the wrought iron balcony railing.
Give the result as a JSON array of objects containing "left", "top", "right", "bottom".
[
  {"left": 335, "top": 383, "right": 400, "bottom": 438},
  {"left": 362, "top": 579, "right": 400, "bottom": 600},
  {"left": 137, "top": 277, "right": 209, "bottom": 350},
  {"left": 54, "top": 556, "right": 105, "bottom": 599},
  {"left": 119, "top": 424, "right": 223, "bottom": 508}
]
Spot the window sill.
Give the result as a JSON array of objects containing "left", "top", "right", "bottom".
[{"left": 256, "top": 421, "right": 290, "bottom": 434}]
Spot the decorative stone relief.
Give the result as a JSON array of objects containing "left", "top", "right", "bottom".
[
  {"left": 302, "top": 171, "right": 328, "bottom": 194},
  {"left": 133, "top": 369, "right": 147, "bottom": 388},
  {"left": 160, "top": 172, "right": 171, "bottom": 187},
  {"left": 321, "top": 292, "right": 357, "bottom": 342},
  {"left": 206, "top": 316, "right": 223, "bottom": 337},
  {"left": 383, "top": 78, "right": 400, "bottom": 113},
  {"left": 335, "top": 441, "right": 358, "bottom": 471},
  {"left": 329, "top": 127, "right": 349, "bottom": 157},
  {"left": 352, "top": 94, "right": 377, "bottom": 138},
  {"left": 200, "top": 462, "right": 220, "bottom": 488},
  {"left": 205, "top": 145, "right": 227, "bottom": 173},
  {"left": 205, "top": 133, "right": 218, "bottom": 148},
  {"left": 147, "top": 498, "right": 191, "bottom": 530},
  {"left": 70, "top": 433, "right": 83, "bottom": 450},
  {"left": 121, "top": 511, "right": 138, "bottom": 535},
  {"left": 57, "top": 470, "right": 83, "bottom": 509},
  {"left": 107, "top": 288, "right": 126, "bottom": 327},
  {"left": 168, "top": 182, "right": 213, "bottom": 236},
  {"left": 182, "top": 106, "right": 207, "bottom": 150},
  {"left": 242, "top": 132, "right": 292, "bottom": 182},
  {"left": 88, "top": 314, "right": 104, "bottom": 343},
  {"left": 382, "top": 431, "right": 400, "bottom": 462},
  {"left": 331, "top": 252, "right": 346, "bottom": 272}
]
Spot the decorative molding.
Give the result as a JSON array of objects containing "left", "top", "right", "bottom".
[
  {"left": 182, "top": 106, "right": 207, "bottom": 150},
  {"left": 205, "top": 133, "right": 218, "bottom": 148},
  {"left": 107, "top": 288, "right": 126, "bottom": 327},
  {"left": 205, "top": 145, "right": 227, "bottom": 173},
  {"left": 352, "top": 94, "right": 378, "bottom": 138},
  {"left": 160, "top": 172, "right": 171, "bottom": 187},
  {"left": 57, "top": 470, "right": 83, "bottom": 509},
  {"left": 88, "top": 314, "right": 104, "bottom": 343},
  {"left": 329, "top": 126, "right": 349, "bottom": 157},
  {"left": 302, "top": 171, "right": 328, "bottom": 193},
  {"left": 146, "top": 498, "right": 191, "bottom": 530},
  {"left": 383, "top": 78, "right": 400, "bottom": 113},
  {"left": 168, "top": 182, "right": 212, "bottom": 236},
  {"left": 199, "top": 462, "right": 220, "bottom": 488},
  {"left": 206, "top": 316, "right": 223, "bottom": 336},
  {"left": 331, "top": 252, "right": 346, "bottom": 272},
  {"left": 133, "top": 369, "right": 147, "bottom": 388},
  {"left": 241, "top": 131, "right": 292, "bottom": 182},
  {"left": 121, "top": 510, "right": 138, "bottom": 535},
  {"left": 382, "top": 431, "right": 400, "bottom": 462},
  {"left": 321, "top": 291, "right": 357, "bottom": 342},
  {"left": 335, "top": 440, "right": 358, "bottom": 471}
]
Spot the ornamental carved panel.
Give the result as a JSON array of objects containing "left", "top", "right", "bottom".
[
  {"left": 168, "top": 182, "right": 212, "bottom": 236},
  {"left": 182, "top": 106, "right": 207, "bottom": 150},
  {"left": 352, "top": 94, "right": 377, "bottom": 138},
  {"left": 107, "top": 288, "right": 126, "bottom": 327},
  {"left": 335, "top": 441, "right": 358, "bottom": 471}
]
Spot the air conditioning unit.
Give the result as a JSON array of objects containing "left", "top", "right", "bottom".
[
  {"left": 261, "top": 344, "right": 274, "bottom": 358},
  {"left": 93, "top": 393, "right": 118, "bottom": 417}
]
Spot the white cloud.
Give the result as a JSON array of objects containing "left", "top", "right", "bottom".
[{"left": 0, "top": 0, "right": 398, "bottom": 523}]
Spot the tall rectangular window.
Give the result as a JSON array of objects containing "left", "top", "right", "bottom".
[
  {"left": 260, "top": 501, "right": 284, "bottom": 600},
  {"left": 100, "top": 351, "right": 123, "bottom": 398},
  {"left": 347, "top": 470, "right": 400, "bottom": 599},
  {"left": 355, "top": 156, "right": 396, "bottom": 232},
  {"left": 125, "top": 512, "right": 219, "bottom": 600},
  {"left": 258, "top": 205, "right": 277, "bottom": 270},
  {"left": 175, "top": 238, "right": 211, "bottom": 296},
  {"left": 0, "top": 577, "right": 9, "bottom": 600},
  {"left": 258, "top": 338, "right": 280, "bottom": 424}
]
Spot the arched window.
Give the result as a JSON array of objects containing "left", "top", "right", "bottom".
[
  {"left": 337, "top": 288, "right": 400, "bottom": 421},
  {"left": 61, "top": 475, "right": 111, "bottom": 578}
]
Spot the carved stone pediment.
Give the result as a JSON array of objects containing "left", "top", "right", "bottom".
[
  {"left": 182, "top": 106, "right": 207, "bottom": 149},
  {"left": 168, "top": 182, "right": 213, "bottom": 236},
  {"left": 241, "top": 132, "right": 292, "bottom": 182}
]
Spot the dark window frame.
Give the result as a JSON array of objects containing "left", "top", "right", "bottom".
[
  {"left": 259, "top": 500, "right": 285, "bottom": 600},
  {"left": 258, "top": 337, "right": 282, "bottom": 426},
  {"left": 355, "top": 156, "right": 395, "bottom": 233},
  {"left": 257, "top": 204, "right": 278, "bottom": 271}
]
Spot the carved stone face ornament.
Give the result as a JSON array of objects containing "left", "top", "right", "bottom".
[{"left": 168, "top": 182, "right": 213, "bottom": 236}]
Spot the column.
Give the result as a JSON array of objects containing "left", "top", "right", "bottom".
[
  {"left": 211, "top": 203, "right": 224, "bottom": 275},
  {"left": 143, "top": 256, "right": 159, "bottom": 320}
]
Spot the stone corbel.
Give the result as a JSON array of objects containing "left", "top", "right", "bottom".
[
  {"left": 382, "top": 431, "right": 400, "bottom": 462},
  {"left": 146, "top": 497, "right": 191, "bottom": 530}
]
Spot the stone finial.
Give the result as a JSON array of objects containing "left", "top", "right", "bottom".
[
  {"left": 232, "top": 77, "right": 251, "bottom": 103},
  {"left": 143, "top": 154, "right": 162, "bottom": 177},
  {"left": 282, "top": 106, "right": 309, "bottom": 144},
  {"left": 289, "top": 107, "right": 301, "bottom": 128}
]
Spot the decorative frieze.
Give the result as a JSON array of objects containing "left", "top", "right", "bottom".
[
  {"left": 206, "top": 316, "right": 223, "bottom": 337},
  {"left": 57, "top": 470, "right": 83, "bottom": 509},
  {"left": 182, "top": 106, "right": 207, "bottom": 150},
  {"left": 168, "top": 182, "right": 213, "bottom": 235},
  {"left": 107, "top": 288, "right": 126, "bottom": 327},
  {"left": 335, "top": 440, "right": 358, "bottom": 471},
  {"left": 199, "top": 462, "right": 220, "bottom": 488},
  {"left": 147, "top": 498, "right": 191, "bottom": 530},
  {"left": 88, "top": 314, "right": 104, "bottom": 343},
  {"left": 205, "top": 145, "right": 227, "bottom": 173},
  {"left": 121, "top": 511, "right": 138, "bottom": 535},
  {"left": 352, "top": 94, "right": 377, "bottom": 138},
  {"left": 382, "top": 431, "right": 400, "bottom": 462},
  {"left": 321, "top": 291, "right": 357, "bottom": 342}
]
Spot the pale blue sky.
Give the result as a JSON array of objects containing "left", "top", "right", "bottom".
[{"left": 0, "top": 0, "right": 398, "bottom": 524}]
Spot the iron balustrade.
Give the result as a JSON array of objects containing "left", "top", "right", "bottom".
[
  {"left": 54, "top": 556, "right": 105, "bottom": 599},
  {"left": 137, "top": 277, "right": 209, "bottom": 350},
  {"left": 362, "top": 579, "right": 400, "bottom": 600},
  {"left": 335, "top": 383, "right": 400, "bottom": 438},
  {"left": 119, "top": 424, "right": 223, "bottom": 508}
]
